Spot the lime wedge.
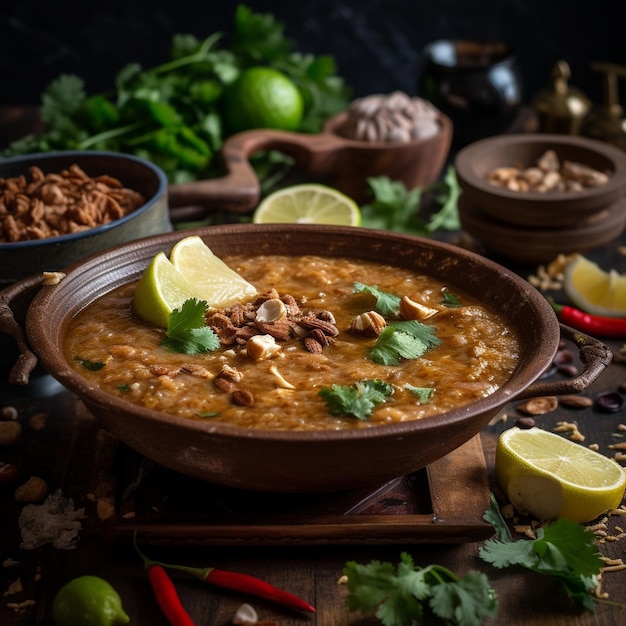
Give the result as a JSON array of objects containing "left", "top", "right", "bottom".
[
  {"left": 252, "top": 184, "right": 361, "bottom": 226},
  {"left": 169, "top": 236, "right": 257, "bottom": 307},
  {"left": 132, "top": 252, "right": 201, "bottom": 328}
]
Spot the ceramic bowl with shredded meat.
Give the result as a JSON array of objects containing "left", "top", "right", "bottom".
[{"left": 0, "top": 151, "right": 172, "bottom": 285}]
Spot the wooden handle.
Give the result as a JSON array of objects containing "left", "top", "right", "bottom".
[{"left": 167, "top": 129, "right": 345, "bottom": 221}]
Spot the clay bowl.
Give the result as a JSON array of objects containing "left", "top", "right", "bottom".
[
  {"left": 166, "top": 108, "right": 452, "bottom": 221},
  {"left": 0, "top": 151, "right": 172, "bottom": 285},
  {"left": 455, "top": 134, "right": 626, "bottom": 228},
  {"left": 5, "top": 225, "right": 611, "bottom": 493}
]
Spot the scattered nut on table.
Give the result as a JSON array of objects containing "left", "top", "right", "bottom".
[
  {"left": 14, "top": 476, "right": 48, "bottom": 503},
  {"left": 0, "top": 421, "right": 22, "bottom": 446}
]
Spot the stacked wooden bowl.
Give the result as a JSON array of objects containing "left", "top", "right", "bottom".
[{"left": 455, "top": 134, "right": 626, "bottom": 265}]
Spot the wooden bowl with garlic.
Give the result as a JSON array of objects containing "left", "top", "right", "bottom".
[{"left": 167, "top": 92, "right": 452, "bottom": 221}]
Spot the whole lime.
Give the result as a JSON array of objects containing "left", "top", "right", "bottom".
[
  {"left": 52, "top": 575, "right": 130, "bottom": 626},
  {"left": 224, "top": 66, "right": 304, "bottom": 133}
]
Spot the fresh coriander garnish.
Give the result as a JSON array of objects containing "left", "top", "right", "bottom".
[
  {"left": 343, "top": 552, "right": 498, "bottom": 626},
  {"left": 76, "top": 357, "right": 105, "bottom": 371},
  {"left": 441, "top": 290, "right": 462, "bottom": 307},
  {"left": 318, "top": 379, "right": 393, "bottom": 420},
  {"left": 404, "top": 384, "right": 435, "bottom": 403},
  {"left": 359, "top": 166, "right": 460, "bottom": 236},
  {"left": 353, "top": 283, "right": 401, "bottom": 318},
  {"left": 370, "top": 321, "right": 440, "bottom": 366},
  {"left": 161, "top": 299, "right": 220, "bottom": 354},
  {"left": 480, "top": 494, "right": 604, "bottom": 612},
  {"left": 116, "top": 384, "right": 131, "bottom": 392}
]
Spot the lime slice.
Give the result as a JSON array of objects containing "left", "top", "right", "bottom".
[
  {"left": 252, "top": 184, "right": 361, "bottom": 226},
  {"left": 564, "top": 254, "right": 626, "bottom": 317},
  {"left": 495, "top": 426, "right": 626, "bottom": 523},
  {"left": 169, "top": 236, "right": 257, "bottom": 307},
  {"left": 132, "top": 252, "right": 201, "bottom": 328}
]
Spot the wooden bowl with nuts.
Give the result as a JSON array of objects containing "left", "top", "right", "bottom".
[
  {"left": 454, "top": 134, "right": 626, "bottom": 228},
  {"left": 167, "top": 92, "right": 452, "bottom": 221}
]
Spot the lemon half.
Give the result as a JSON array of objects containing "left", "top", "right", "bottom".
[
  {"left": 564, "top": 254, "right": 626, "bottom": 317},
  {"left": 252, "top": 183, "right": 361, "bottom": 226},
  {"left": 495, "top": 426, "right": 626, "bottom": 523}
]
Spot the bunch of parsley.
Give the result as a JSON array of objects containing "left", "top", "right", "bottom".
[{"left": 4, "top": 5, "right": 350, "bottom": 185}]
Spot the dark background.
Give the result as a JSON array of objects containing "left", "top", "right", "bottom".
[{"left": 0, "top": 0, "right": 623, "bottom": 111}]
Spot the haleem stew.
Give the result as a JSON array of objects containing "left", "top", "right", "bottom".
[{"left": 63, "top": 252, "right": 520, "bottom": 431}]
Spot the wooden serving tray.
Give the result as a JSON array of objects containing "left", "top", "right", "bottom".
[{"left": 98, "top": 434, "right": 493, "bottom": 546}]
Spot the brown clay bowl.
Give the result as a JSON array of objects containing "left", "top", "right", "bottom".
[
  {"left": 2, "top": 225, "right": 611, "bottom": 492},
  {"left": 166, "top": 108, "right": 452, "bottom": 222},
  {"left": 455, "top": 134, "right": 626, "bottom": 228}
]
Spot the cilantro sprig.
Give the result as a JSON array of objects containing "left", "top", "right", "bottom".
[
  {"left": 161, "top": 299, "right": 220, "bottom": 354},
  {"left": 3, "top": 5, "right": 350, "bottom": 186},
  {"left": 344, "top": 552, "right": 498, "bottom": 626},
  {"left": 318, "top": 379, "right": 393, "bottom": 420},
  {"left": 353, "top": 282, "right": 401, "bottom": 318},
  {"left": 370, "top": 321, "right": 441, "bottom": 366},
  {"left": 480, "top": 495, "right": 605, "bottom": 612},
  {"left": 360, "top": 167, "right": 461, "bottom": 236}
]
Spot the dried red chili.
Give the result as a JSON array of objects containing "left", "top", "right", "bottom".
[
  {"left": 133, "top": 532, "right": 315, "bottom": 614},
  {"left": 549, "top": 299, "right": 626, "bottom": 338}
]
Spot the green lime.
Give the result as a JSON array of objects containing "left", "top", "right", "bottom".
[
  {"left": 132, "top": 252, "right": 201, "bottom": 328},
  {"left": 224, "top": 66, "right": 304, "bottom": 133},
  {"left": 52, "top": 575, "right": 130, "bottom": 626},
  {"left": 253, "top": 183, "right": 362, "bottom": 226}
]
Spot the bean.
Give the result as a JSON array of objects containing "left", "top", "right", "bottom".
[{"left": 594, "top": 392, "right": 624, "bottom": 413}]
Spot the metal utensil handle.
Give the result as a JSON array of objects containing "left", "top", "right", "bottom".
[
  {"left": 515, "top": 323, "right": 612, "bottom": 400},
  {"left": 0, "top": 274, "right": 43, "bottom": 385}
]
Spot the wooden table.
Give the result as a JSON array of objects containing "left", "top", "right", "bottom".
[{"left": 2, "top": 230, "right": 626, "bottom": 626}]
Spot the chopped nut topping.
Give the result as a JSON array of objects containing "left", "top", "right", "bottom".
[
  {"left": 399, "top": 296, "right": 439, "bottom": 320},
  {"left": 350, "top": 310, "right": 387, "bottom": 337}
]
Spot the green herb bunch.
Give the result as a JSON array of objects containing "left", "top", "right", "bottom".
[{"left": 4, "top": 5, "right": 350, "bottom": 184}]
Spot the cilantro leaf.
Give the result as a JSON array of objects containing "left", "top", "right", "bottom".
[
  {"left": 404, "top": 384, "right": 435, "bottom": 403},
  {"left": 318, "top": 379, "right": 393, "bottom": 420},
  {"left": 425, "top": 166, "right": 461, "bottom": 233},
  {"left": 76, "top": 357, "right": 105, "bottom": 371},
  {"left": 441, "top": 290, "right": 462, "bottom": 307},
  {"left": 480, "top": 495, "right": 604, "bottom": 612},
  {"left": 430, "top": 571, "right": 498, "bottom": 626},
  {"left": 344, "top": 552, "right": 498, "bottom": 626},
  {"left": 161, "top": 299, "right": 220, "bottom": 354},
  {"left": 370, "top": 322, "right": 440, "bottom": 366},
  {"left": 353, "top": 283, "right": 401, "bottom": 318}
]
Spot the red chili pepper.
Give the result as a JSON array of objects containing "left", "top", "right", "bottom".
[
  {"left": 146, "top": 564, "right": 196, "bottom": 626},
  {"left": 133, "top": 532, "right": 315, "bottom": 613},
  {"left": 549, "top": 299, "right": 626, "bottom": 338},
  {"left": 134, "top": 532, "right": 196, "bottom": 626}
]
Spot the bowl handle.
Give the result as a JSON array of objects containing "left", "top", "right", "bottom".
[
  {"left": 167, "top": 129, "right": 345, "bottom": 222},
  {"left": 0, "top": 274, "right": 42, "bottom": 385},
  {"left": 515, "top": 323, "right": 613, "bottom": 400}
]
